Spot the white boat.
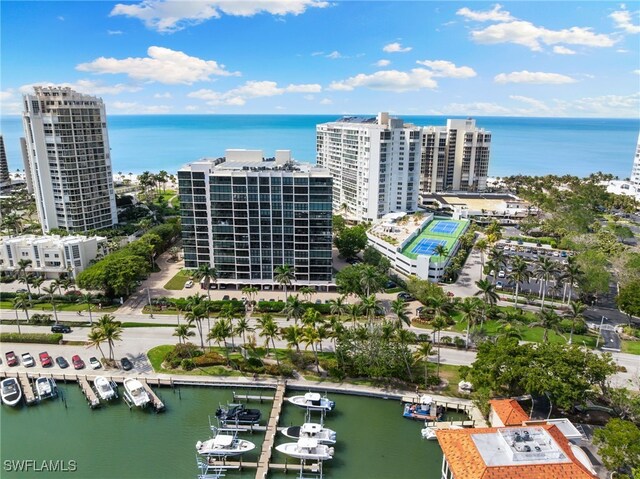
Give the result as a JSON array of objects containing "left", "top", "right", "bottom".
[
  {"left": 35, "top": 377, "right": 57, "bottom": 400},
  {"left": 196, "top": 428, "right": 256, "bottom": 457},
  {"left": 94, "top": 376, "right": 117, "bottom": 401},
  {"left": 281, "top": 422, "right": 337, "bottom": 444},
  {"left": 421, "top": 424, "right": 463, "bottom": 440},
  {"left": 288, "top": 392, "right": 335, "bottom": 412},
  {"left": 1, "top": 378, "right": 22, "bottom": 406},
  {"left": 122, "top": 378, "right": 150, "bottom": 408},
  {"left": 276, "top": 438, "right": 334, "bottom": 461}
]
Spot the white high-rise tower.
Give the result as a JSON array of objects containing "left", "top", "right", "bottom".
[
  {"left": 631, "top": 133, "right": 640, "bottom": 188},
  {"left": 22, "top": 86, "right": 117, "bottom": 233}
]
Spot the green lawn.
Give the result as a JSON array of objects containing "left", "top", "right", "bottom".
[
  {"left": 164, "top": 270, "right": 192, "bottom": 290},
  {"left": 0, "top": 301, "right": 118, "bottom": 313},
  {"left": 147, "top": 345, "right": 175, "bottom": 370},
  {"left": 622, "top": 340, "right": 640, "bottom": 355}
]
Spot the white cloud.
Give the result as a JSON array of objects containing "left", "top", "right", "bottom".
[
  {"left": 18, "top": 79, "right": 141, "bottom": 96},
  {"left": 382, "top": 42, "right": 412, "bottom": 53},
  {"left": 0, "top": 90, "right": 14, "bottom": 101},
  {"left": 326, "top": 51, "right": 343, "bottom": 59},
  {"left": 320, "top": 98, "right": 332, "bottom": 105},
  {"left": 509, "top": 95, "right": 551, "bottom": 111},
  {"left": 634, "top": 69, "right": 640, "bottom": 75},
  {"left": 107, "top": 30, "right": 123, "bottom": 35},
  {"left": 311, "top": 51, "right": 324, "bottom": 56},
  {"left": 0, "top": 89, "right": 21, "bottom": 115},
  {"left": 57, "top": 15, "right": 65, "bottom": 21},
  {"left": 554, "top": 92, "right": 640, "bottom": 117},
  {"left": 111, "top": 0, "right": 329, "bottom": 33},
  {"left": 415, "top": 60, "right": 477, "bottom": 78},
  {"left": 329, "top": 69, "right": 437, "bottom": 92},
  {"left": 76, "top": 46, "right": 238, "bottom": 84},
  {"left": 456, "top": 4, "right": 514, "bottom": 22},
  {"left": 610, "top": 7, "right": 640, "bottom": 34},
  {"left": 188, "top": 80, "right": 322, "bottom": 106},
  {"left": 111, "top": 101, "right": 171, "bottom": 114},
  {"left": 154, "top": 92, "right": 172, "bottom": 98},
  {"left": 553, "top": 46, "right": 576, "bottom": 55},
  {"left": 470, "top": 20, "right": 616, "bottom": 51},
  {"left": 185, "top": 105, "right": 199, "bottom": 111},
  {"left": 375, "top": 59, "right": 391, "bottom": 67},
  {"left": 439, "top": 102, "right": 512, "bottom": 115},
  {"left": 494, "top": 71, "right": 576, "bottom": 84}
]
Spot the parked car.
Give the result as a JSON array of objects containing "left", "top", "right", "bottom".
[
  {"left": 51, "top": 324, "right": 71, "bottom": 333},
  {"left": 218, "top": 284, "right": 227, "bottom": 290},
  {"left": 55, "top": 356, "right": 69, "bottom": 369},
  {"left": 560, "top": 251, "right": 567, "bottom": 257},
  {"left": 21, "top": 353, "right": 35, "bottom": 367},
  {"left": 5, "top": 351, "right": 18, "bottom": 367},
  {"left": 39, "top": 352, "right": 53, "bottom": 367},
  {"left": 120, "top": 357, "right": 133, "bottom": 371},
  {"left": 222, "top": 295, "right": 230, "bottom": 301},
  {"left": 72, "top": 355, "right": 85, "bottom": 370},
  {"left": 497, "top": 271, "right": 505, "bottom": 278},
  {"left": 416, "top": 306, "right": 425, "bottom": 317},
  {"left": 385, "top": 281, "right": 396, "bottom": 289},
  {"left": 184, "top": 280, "right": 194, "bottom": 288},
  {"left": 489, "top": 270, "right": 495, "bottom": 276},
  {"left": 89, "top": 357, "right": 102, "bottom": 370},
  {"left": 496, "top": 281, "right": 504, "bottom": 289},
  {"left": 397, "top": 292, "right": 415, "bottom": 301}
]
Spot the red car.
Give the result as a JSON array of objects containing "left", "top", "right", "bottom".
[
  {"left": 72, "top": 355, "right": 85, "bottom": 370},
  {"left": 5, "top": 351, "right": 18, "bottom": 367},
  {"left": 39, "top": 351, "right": 53, "bottom": 367}
]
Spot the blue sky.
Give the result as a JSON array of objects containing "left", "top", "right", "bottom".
[{"left": 1, "top": 1, "right": 639, "bottom": 117}]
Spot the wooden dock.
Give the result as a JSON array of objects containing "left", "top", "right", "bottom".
[
  {"left": 200, "top": 458, "right": 318, "bottom": 472},
  {"left": 255, "top": 382, "right": 286, "bottom": 479},
  {"left": 78, "top": 376, "right": 100, "bottom": 408},
  {"left": 17, "top": 374, "right": 37, "bottom": 405},
  {"left": 232, "top": 391, "right": 275, "bottom": 403},
  {"left": 141, "top": 379, "right": 165, "bottom": 412}
]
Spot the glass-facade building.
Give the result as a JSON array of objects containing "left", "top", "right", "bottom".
[{"left": 178, "top": 150, "right": 333, "bottom": 289}]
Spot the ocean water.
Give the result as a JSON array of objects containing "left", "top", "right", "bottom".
[{"left": 1, "top": 114, "right": 638, "bottom": 178}]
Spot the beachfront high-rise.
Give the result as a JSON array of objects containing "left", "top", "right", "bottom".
[
  {"left": 420, "top": 119, "right": 491, "bottom": 194},
  {"left": 22, "top": 86, "right": 117, "bottom": 233},
  {"left": 631, "top": 133, "right": 640, "bottom": 188},
  {"left": 178, "top": 150, "right": 333, "bottom": 289},
  {"left": 316, "top": 113, "right": 422, "bottom": 222},
  {"left": 0, "top": 135, "right": 10, "bottom": 194}
]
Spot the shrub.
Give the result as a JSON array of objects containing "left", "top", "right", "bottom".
[
  {"left": 246, "top": 357, "right": 264, "bottom": 368},
  {"left": 181, "top": 358, "right": 195, "bottom": 371},
  {"left": 440, "top": 336, "right": 453, "bottom": 345},
  {"left": 193, "top": 351, "right": 227, "bottom": 367},
  {"left": 263, "top": 364, "right": 294, "bottom": 377},
  {"left": 416, "top": 334, "right": 432, "bottom": 343},
  {"left": 29, "top": 314, "right": 54, "bottom": 325},
  {"left": 454, "top": 337, "right": 466, "bottom": 349},
  {"left": 425, "top": 375, "right": 441, "bottom": 387},
  {"left": 559, "top": 319, "right": 587, "bottom": 335},
  {"left": 164, "top": 342, "right": 201, "bottom": 364},
  {"left": 0, "top": 333, "right": 62, "bottom": 344},
  {"left": 256, "top": 301, "right": 286, "bottom": 313},
  {"left": 290, "top": 352, "right": 314, "bottom": 369}
]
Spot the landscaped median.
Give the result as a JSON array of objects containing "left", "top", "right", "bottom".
[{"left": 0, "top": 332, "right": 63, "bottom": 344}]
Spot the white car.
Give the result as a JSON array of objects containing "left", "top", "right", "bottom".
[
  {"left": 553, "top": 251, "right": 560, "bottom": 257},
  {"left": 184, "top": 280, "right": 194, "bottom": 288},
  {"left": 496, "top": 281, "right": 504, "bottom": 289},
  {"left": 489, "top": 270, "right": 495, "bottom": 276},
  {"left": 89, "top": 357, "right": 102, "bottom": 369},
  {"left": 498, "top": 270, "right": 506, "bottom": 278},
  {"left": 21, "top": 353, "right": 35, "bottom": 367}
]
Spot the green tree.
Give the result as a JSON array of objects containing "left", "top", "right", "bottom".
[
  {"left": 336, "top": 264, "right": 386, "bottom": 298},
  {"left": 406, "top": 276, "right": 447, "bottom": 306},
  {"left": 274, "top": 264, "right": 295, "bottom": 300},
  {"left": 234, "top": 317, "right": 253, "bottom": 348},
  {"left": 507, "top": 256, "right": 530, "bottom": 307},
  {"left": 359, "top": 294, "right": 383, "bottom": 329},
  {"left": 173, "top": 324, "right": 195, "bottom": 344},
  {"left": 431, "top": 316, "right": 448, "bottom": 379},
  {"left": 413, "top": 341, "right": 434, "bottom": 387},
  {"left": 458, "top": 297, "right": 482, "bottom": 349},
  {"left": 332, "top": 215, "right": 346, "bottom": 235},
  {"left": 208, "top": 319, "right": 233, "bottom": 363},
  {"left": 564, "top": 300, "right": 586, "bottom": 345},
  {"left": 302, "top": 326, "right": 321, "bottom": 374},
  {"left": 185, "top": 304, "right": 207, "bottom": 350},
  {"left": 534, "top": 257, "right": 557, "bottom": 310},
  {"left": 560, "top": 261, "right": 584, "bottom": 304},
  {"left": 94, "top": 314, "right": 123, "bottom": 361},
  {"left": 299, "top": 286, "right": 316, "bottom": 303},
  {"left": 12, "top": 293, "right": 31, "bottom": 334},
  {"left": 334, "top": 224, "right": 368, "bottom": 259},
  {"left": 617, "top": 280, "right": 640, "bottom": 325},
  {"left": 474, "top": 238, "right": 489, "bottom": 275},
  {"left": 87, "top": 328, "right": 107, "bottom": 360},
  {"left": 283, "top": 294, "right": 305, "bottom": 325},
  {"left": 433, "top": 244, "right": 448, "bottom": 259},
  {"left": 80, "top": 293, "right": 95, "bottom": 326},
  {"left": 16, "top": 259, "right": 33, "bottom": 299},
  {"left": 474, "top": 279, "right": 499, "bottom": 330},
  {"left": 258, "top": 314, "right": 280, "bottom": 367},
  {"left": 593, "top": 419, "right": 640, "bottom": 477},
  {"left": 390, "top": 298, "right": 411, "bottom": 329},
  {"left": 328, "top": 296, "right": 348, "bottom": 321},
  {"left": 42, "top": 282, "right": 60, "bottom": 324},
  {"left": 282, "top": 324, "right": 303, "bottom": 353},
  {"left": 346, "top": 302, "right": 362, "bottom": 328},
  {"left": 192, "top": 264, "right": 217, "bottom": 300},
  {"left": 531, "top": 307, "right": 563, "bottom": 342}
]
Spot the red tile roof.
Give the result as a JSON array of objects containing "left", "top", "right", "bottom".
[
  {"left": 436, "top": 425, "right": 597, "bottom": 479},
  {"left": 490, "top": 399, "right": 530, "bottom": 426}
]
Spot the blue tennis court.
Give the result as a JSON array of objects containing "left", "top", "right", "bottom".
[
  {"left": 411, "top": 238, "right": 448, "bottom": 256},
  {"left": 430, "top": 221, "right": 459, "bottom": 235}
]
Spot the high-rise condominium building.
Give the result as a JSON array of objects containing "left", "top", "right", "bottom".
[
  {"left": 22, "top": 86, "right": 117, "bottom": 233},
  {"left": 631, "top": 133, "right": 640, "bottom": 187},
  {"left": 420, "top": 118, "right": 491, "bottom": 194},
  {"left": 316, "top": 112, "right": 422, "bottom": 222},
  {"left": 0, "top": 135, "right": 11, "bottom": 193},
  {"left": 178, "top": 150, "right": 333, "bottom": 289}
]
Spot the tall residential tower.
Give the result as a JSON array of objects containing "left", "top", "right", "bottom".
[
  {"left": 631, "top": 133, "right": 640, "bottom": 188},
  {"left": 179, "top": 150, "right": 333, "bottom": 289},
  {"left": 0, "top": 135, "right": 10, "bottom": 193},
  {"left": 22, "top": 86, "right": 117, "bottom": 233},
  {"left": 316, "top": 113, "right": 422, "bottom": 222}
]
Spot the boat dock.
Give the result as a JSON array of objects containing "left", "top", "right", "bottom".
[
  {"left": 401, "top": 394, "right": 487, "bottom": 428},
  {"left": 17, "top": 374, "right": 37, "bottom": 405},
  {"left": 232, "top": 391, "right": 274, "bottom": 403},
  {"left": 140, "top": 379, "right": 165, "bottom": 413},
  {"left": 255, "top": 382, "right": 286, "bottom": 479},
  {"left": 78, "top": 376, "right": 100, "bottom": 408}
]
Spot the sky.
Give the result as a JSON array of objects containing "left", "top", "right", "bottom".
[{"left": 1, "top": 1, "right": 639, "bottom": 117}]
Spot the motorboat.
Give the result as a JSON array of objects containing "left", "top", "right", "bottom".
[
  {"left": 421, "top": 424, "right": 463, "bottom": 440},
  {"left": 281, "top": 422, "right": 337, "bottom": 444},
  {"left": 276, "top": 438, "right": 334, "bottom": 460},
  {"left": 35, "top": 377, "right": 57, "bottom": 400},
  {"left": 196, "top": 428, "right": 256, "bottom": 457},
  {"left": 403, "top": 395, "right": 443, "bottom": 421},
  {"left": 1, "top": 378, "right": 22, "bottom": 406},
  {"left": 122, "top": 378, "right": 150, "bottom": 408},
  {"left": 288, "top": 392, "right": 335, "bottom": 412},
  {"left": 215, "top": 403, "right": 261, "bottom": 425},
  {"left": 94, "top": 376, "right": 118, "bottom": 401}
]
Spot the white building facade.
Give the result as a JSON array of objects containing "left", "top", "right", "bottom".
[
  {"left": 22, "top": 86, "right": 117, "bottom": 233},
  {"left": 178, "top": 150, "right": 334, "bottom": 289},
  {"left": 421, "top": 119, "right": 491, "bottom": 194},
  {"left": 316, "top": 113, "right": 422, "bottom": 222},
  {"left": 631, "top": 133, "right": 640, "bottom": 188},
  {"left": 0, "top": 234, "right": 108, "bottom": 279}
]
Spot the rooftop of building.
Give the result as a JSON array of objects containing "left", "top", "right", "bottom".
[
  {"left": 436, "top": 424, "right": 597, "bottom": 479},
  {"left": 424, "top": 193, "right": 533, "bottom": 212},
  {"left": 0, "top": 234, "right": 105, "bottom": 244},
  {"left": 490, "top": 399, "right": 530, "bottom": 426}
]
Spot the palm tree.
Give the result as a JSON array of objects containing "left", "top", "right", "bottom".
[
  {"left": 394, "top": 328, "right": 416, "bottom": 381},
  {"left": 299, "top": 286, "right": 316, "bottom": 303},
  {"left": 474, "top": 238, "right": 489, "bottom": 275},
  {"left": 192, "top": 264, "right": 217, "bottom": 300},
  {"left": 283, "top": 295, "right": 305, "bottom": 325},
  {"left": 16, "top": 259, "right": 33, "bottom": 299},
  {"left": 316, "top": 325, "right": 330, "bottom": 354},
  {"left": 258, "top": 314, "right": 280, "bottom": 366},
  {"left": 219, "top": 303, "right": 237, "bottom": 350},
  {"left": 12, "top": 293, "right": 31, "bottom": 333},
  {"left": 560, "top": 262, "right": 583, "bottom": 304},
  {"left": 328, "top": 296, "right": 348, "bottom": 321},
  {"left": 433, "top": 244, "right": 449, "bottom": 259},
  {"left": 474, "top": 278, "right": 499, "bottom": 330},
  {"left": 413, "top": 342, "right": 434, "bottom": 387},
  {"left": 31, "top": 276, "right": 44, "bottom": 295},
  {"left": 282, "top": 325, "right": 304, "bottom": 353},
  {"left": 208, "top": 319, "right": 233, "bottom": 363},
  {"left": 457, "top": 297, "right": 482, "bottom": 349},
  {"left": 359, "top": 265, "right": 381, "bottom": 297},
  {"left": 346, "top": 302, "right": 362, "bottom": 328},
  {"left": 42, "top": 283, "right": 60, "bottom": 324},
  {"left": 431, "top": 316, "right": 448, "bottom": 379},
  {"left": 302, "top": 326, "right": 321, "bottom": 374},
  {"left": 390, "top": 298, "right": 411, "bottom": 329},
  {"left": 508, "top": 256, "right": 531, "bottom": 308},
  {"left": 488, "top": 247, "right": 507, "bottom": 272},
  {"left": 531, "top": 307, "right": 563, "bottom": 343},
  {"left": 241, "top": 286, "right": 258, "bottom": 305},
  {"left": 360, "top": 294, "right": 383, "bottom": 329},
  {"left": 86, "top": 328, "right": 107, "bottom": 359},
  {"left": 234, "top": 317, "right": 253, "bottom": 348},
  {"left": 80, "top": 293, "right": 95, "bottom": 326},
  {"left": 534, "top": 257, "right": 557, "bottom": 310},
  {"left": 274, "top": 264, "right": 295, "bottom": 300},
  {"left": 173, "top": 324, "right": 195, "bottom": 344},
  {"left": 564, "top": 300, "right": 586, "bottom": 345},
  {"left": 302, "top": 307, "right": 323, "bottom": 329},
  {"left": 185, "top": 305, "right": 207, "bottom": 349},
  {"left": 95, "top": 314, "right": 123, "bottom": 360}
]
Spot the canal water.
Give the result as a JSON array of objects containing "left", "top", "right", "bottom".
[{"left": 0, "top": 384, "right": 446, "bottom": 478}]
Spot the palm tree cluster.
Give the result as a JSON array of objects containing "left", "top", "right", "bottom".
[{"left": 87, "top": 314, "right": 124, "bottom": 362}]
